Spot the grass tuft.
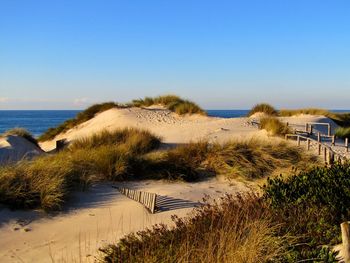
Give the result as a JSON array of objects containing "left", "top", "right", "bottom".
[
  {"left": 3, "top": 128, "right": 39, "bottom": 146},
  {"left": 132, "top": 95, "right": 206, "bottom": 115},
  {"left": 248, "top": 103, "right": 278, "bottom": 117},
  {"left": 259, "top": 116, "right": 290, "bottom": 136},
  {"left": 335, "top": 127, "right": 350, "bottom": 139},
  {"left": 38, "top": 102, "right": 122, "bottom": 141}
]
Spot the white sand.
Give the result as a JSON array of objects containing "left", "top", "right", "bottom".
[
  {"left": 0, "top": 135, "right": 44, "bottom": 165},
  {"left": 0, "top": 179, "right": 250, "bottom": 262}
]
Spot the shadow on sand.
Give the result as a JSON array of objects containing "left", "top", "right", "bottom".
[{"left": 155, "top": 195, "right": 202, "bottom": 212}]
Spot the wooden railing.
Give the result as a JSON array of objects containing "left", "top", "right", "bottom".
[
  {"left": 118, "top": 187, "right": 157, "bottom": 214},
  {"left": 285, "top": 134, "right": 348, "bottom": 164}
]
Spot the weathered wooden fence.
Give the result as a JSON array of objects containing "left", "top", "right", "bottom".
[
  {"left": 285, "top": 133, "right": 348, "bottom": 164},
  {"left": 118, "top": 187, "right": 157, "bottom": 214}
]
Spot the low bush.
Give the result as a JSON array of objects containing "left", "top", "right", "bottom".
[
  {"left": 248, "top": 103, "right": 278, "bottom": 117},
  {"left": 38, "top": 102, "right": 121, "bottom": 141},
  {"left": 3, "top": 128, "right": 39, "bottom": 146},
  {"left": 132, "top": 95, "right": 206, "bottom": 115},
  {"left": 335, "top": 127, "right": 350, "bottom": 139},
  {"left": 99, "top": 194, "right": 286, "bottom": 263},
  {"left": 259, "top": 116, "right": 290, "bottom": 136}
]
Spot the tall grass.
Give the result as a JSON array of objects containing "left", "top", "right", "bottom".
[
  {"left": 132, "top": 95, "right": 206, "bottom": 115},
  {"left": 100, "top": 163, "right": 350, "bottom": 263},
  {"left": 259, "top": 116, "right": 290, "bottom": 136},
  {"left": 280, "top": 108, "right": 350, "bottom": 127},
  {"left": 248, "top": 103, "right": 278, "bottom": 117},
  {"left": 38, "top": 102, "right": 121, "bottom": 141},
  {"left": 3, "top": 128, "right": 39, "bottom": 146},
  {"left": 335, "top": 127, "right": 350, "bottom": 139},
  {"left": 99, "top": 194, "right": 286, "bottom": 263},
  {"left": 0, "top": 128, "right": 161, "bottom": 210}
]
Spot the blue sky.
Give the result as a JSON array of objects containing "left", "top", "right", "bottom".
[{"left": 0, "top": 0, "right": 349, "bottom": 109}]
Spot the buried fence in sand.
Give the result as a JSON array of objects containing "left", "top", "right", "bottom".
[{"left": 118, "top": 187, "right": 157, "bottom": 213}]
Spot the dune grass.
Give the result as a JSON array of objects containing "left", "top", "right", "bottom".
[
  {"left": 280, "top": 108, "right": 350, "bottom": 127},
  {"left": 259, "top": 116, "right": 290, "bottom": 136},
  {"left": 38, "top": 102, "right": 122, "bottom": 141},
  {"left": 248, "top": 103, "right": 278, "bottom": 117},
  {"left": 0, "top": 128, "right": 161, "bottom": 210},
  {"left": 2, "top": 128, "right": 39, "bottom": 146},
  {"left": 132, "top": 95, "right": 206, "bottom": 115},
  {"left": 99, "top": 194, "right": 286, "bottom": 263},
  {"left": 100, "top": 163, "right": 350, "bottom": 262},
  {"left": 335, "top": 127, "right": 350, "bottom": 139}
]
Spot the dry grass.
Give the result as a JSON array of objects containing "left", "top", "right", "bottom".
[
  {"left": 280, "top": 108, "right": 350, "bottom": 127},
  {"left": 335, "top": 127, "right": 350, "bottom": 139},
  {"left": 259, "top": 116, "right": 290, "bottom": 136},
  {"left": 248, "top": 103, "right": 278, "bottom": 117},
  {"left": 132, "top": 95, "right": 206, "bottom": 115},
  {"left": 99, "top": 194, "right": 286, "bottom": 263},
  {"left": 3, "top": 128, "right": 39, "bottom": 146},
  {"left": 38, "top": 102, "right": 122, "bottom": 141}
]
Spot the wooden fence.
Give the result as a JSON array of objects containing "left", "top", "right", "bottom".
[
  {"left": 285, "top": 134, "right": 348, "bottom": 164},
  {"left": 118, "top": 187, "right": 157, "bottom": 214}
]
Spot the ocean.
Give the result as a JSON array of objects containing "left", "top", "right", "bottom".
[{"left": 0, "top": 109, "right": 348, "bottom": 137}]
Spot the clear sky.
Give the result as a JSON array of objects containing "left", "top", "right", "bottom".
[{"left": 0, "top": 0, "right": 349, "bottom": 110}]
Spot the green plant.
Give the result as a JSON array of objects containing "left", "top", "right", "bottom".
[
  {"left": 248, "top": 103, "right": 278, "bottom": 117},
  {"left": 335, "top": 127, "right": 350, "bottom": 139},
  {"left": 3, "top": 128, "right": 39, "bottom": 146},
  {"left": 259, "top": 117, "right": 290, "bottom": 136}
]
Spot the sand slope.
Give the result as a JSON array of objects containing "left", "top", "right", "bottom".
[
  {"left": 0, "top": 135, "right": 44, "bottom": 165},
  {"left": 0, "top": 179, "right": 249, "bottom": 262}
]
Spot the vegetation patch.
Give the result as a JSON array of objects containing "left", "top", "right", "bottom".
[
  {"left": 38, "top": 102, "right": 122, "bottom": 141},
  {"left": 259, "top": 116, "right": 290, "bottom": 136},
  {"left": 280, "top": 108, "right": 350, "bottom": 127},
  {"left": 132, "top": 95, "right": 206, "bottom": 115},
  {"left": 100, "top": 163, "right": 350, "bottom": 262},
  {"left": 335, "top": 127, "right": 350, "bottom": 139},
  {"left": 248, "top": 103, "right": 278, "bottom": 117},
  {"left": 2, "top": 128, "right": 39, "bottom": 147}
]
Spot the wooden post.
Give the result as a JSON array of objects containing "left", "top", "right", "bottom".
[
  {"left": 305, "top": 123, "right": 309, "bottom": 133},
  {"left": 318, "top": 143, "right": 321, "bottom": 155},
  {"left": 329, "top": 151, "right": 334, "bottom": 165},
  {"left": 307, "top": 139, "right": 310, "bottom": 150},
  {"left": 310, "top": 125, "right": 313, "bottom": 135},
  {"left": 297, "top": 136, "right": 300, "bottom": 146},
  {"left": 341, "top": 222, "right": 350, "bottom": 263},
  {"left": 317, "top": 132, "right": 321, "bottom": 143},
  {"left": 328, "top": 124, "right": 331, "bottom": 136},
  {"left": 151, "top": 194, "right": 157, "bottom": 214},
  {"left": 332, "top": 135, "right": 335, "bottom": 146},
  {"left": 346, "top": 138, "right": 349, "bottom": 152},
  {"left": 324, "top": 147, "right": 327, "bottom": 163}
]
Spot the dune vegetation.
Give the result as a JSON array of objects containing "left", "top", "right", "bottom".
[
  {"left": 259, "top": 116, "right": 291, "bottom": 136},
  {"left": 132, "top": 95, "right": 206, "bottom": 115},
  {"left": 247, "top": 103, "right": 278, "bottom": 117},
  {"left": 335, "top": 127, "right": 350, "bottom": 139},
  {"left": 2, "top": 128, "right": 39, "bottom": 146},
  {"left": 280, "top": 108, "right": 350, "bottom": 127},
  {"left": 0, "top": 127, "right": 317, "bottom": 211},
  {"left": 100, "top": 162, "right": 350, "bottom": 262},
  {"left": 38, "top": 102, "right": 122, "bottom": 141}
]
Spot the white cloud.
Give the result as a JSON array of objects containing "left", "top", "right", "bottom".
[
  {"left": 0, "top": 97, "right": 9, "bottom": 103},
  {"left": 73, "top": 97, "right": 90, "bottom": 106}
]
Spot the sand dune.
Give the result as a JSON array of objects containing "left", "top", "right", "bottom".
[{"left": 0, "top": 135, "right": 44, "bottom": 165}]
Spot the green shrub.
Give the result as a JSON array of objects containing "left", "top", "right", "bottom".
[
  {"left": 38, "top": 102, "right": 121, "bottom": 141},
  {"left": 248, "top": 103, "right": 278, "bottom": 117},
  {"left": 3, "top": 128, "right": 39, "bottom": 146},
  {"left": 259, "top": 117, "right": 290, "bottom": 136},
  {"left": 132, "top": 95, "right": 206, "bottom": 115},
  {"left": 335, "top": 127, "right": 350, "bottom": 139}
]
